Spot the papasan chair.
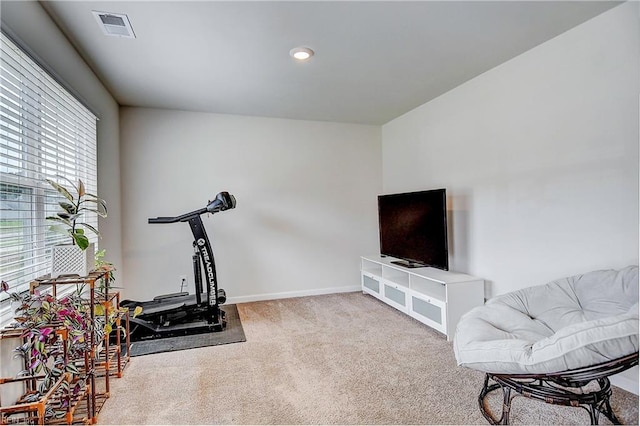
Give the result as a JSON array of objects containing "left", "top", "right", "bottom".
[{"left": 454, "top": 265, "right": 639, "bottom": 424}]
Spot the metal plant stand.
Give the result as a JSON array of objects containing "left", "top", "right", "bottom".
[
  {"left": 478, "top": 352, "right": 639, "bottom": 425},
  {"left": 0, "top": 267, "right": 131, "bottom": 425}
]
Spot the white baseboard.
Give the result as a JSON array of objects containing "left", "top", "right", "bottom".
[
  {"left": 611, "top": 369, "right": 639, "bottom": 395},
  {"left": 226, "top": 285, "right": 361, "bottom": 305}
]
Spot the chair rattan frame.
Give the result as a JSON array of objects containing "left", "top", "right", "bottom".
[{"left": 478, "top": 352, "right": 639, "bottom": 425}]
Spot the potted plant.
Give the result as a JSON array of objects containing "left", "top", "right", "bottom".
[
  {"left": 1, "top": 283, "right": 92, "bottom": 420},
  {"left": 93, "top": 249, "right": 141, "bottom": 344},
  {"left": 93, "top": 249, "right": 121, "bottom": 339},
  {"left": 46, "top": 177, "right": 107, "bottom": 278}
]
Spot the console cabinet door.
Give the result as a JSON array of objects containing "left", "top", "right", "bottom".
[
  {"left": 408, "top": 291, "right": 447, "bottom": 334},
  {"left": 382, "top": 281, "right": 409, "bottom": 313},
  {"left": 362, "top": 273, "right": 383, "bottom": 300}
]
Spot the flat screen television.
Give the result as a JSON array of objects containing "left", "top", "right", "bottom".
[{"left": 378, "top": 188, "right": 449, "bottom": 270}]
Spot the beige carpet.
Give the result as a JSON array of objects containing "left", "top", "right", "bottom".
[{"left": 97, "top": 292, "right": 638, "bottom": 425}]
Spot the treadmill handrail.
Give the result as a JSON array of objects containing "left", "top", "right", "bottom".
[
  {"left": 148, "top": 191, "right": 236, "bottom": 224},
  {"left": 149, "top": 207, "right": 208, "bottom": 224}
]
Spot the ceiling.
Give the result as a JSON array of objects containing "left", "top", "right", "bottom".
[{"left": 40, "top": 1, "right": 620, "bottom": 125}]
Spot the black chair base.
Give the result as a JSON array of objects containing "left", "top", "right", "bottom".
[{"left": 478, "top": 352, "right": 639, "bottom": 425}]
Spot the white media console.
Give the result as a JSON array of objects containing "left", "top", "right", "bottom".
[{"left": 361, "top": 255, "right": 485, "bottom": 341}]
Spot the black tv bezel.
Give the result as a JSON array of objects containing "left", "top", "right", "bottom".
[{"left": 377, "top": 188, "right": 449, "bottom": 271}]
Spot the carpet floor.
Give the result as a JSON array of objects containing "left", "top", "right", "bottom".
[{"left": 96, "top": 292, "right": 638, "bottom": 425}]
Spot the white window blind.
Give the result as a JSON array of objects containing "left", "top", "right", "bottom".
[{"left": 0, "top": 32, "right": 98, "bottom": 301}]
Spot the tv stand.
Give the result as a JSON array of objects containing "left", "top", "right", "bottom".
[{"left": 361, "top": 255, "right": 484, "bottom": 340}]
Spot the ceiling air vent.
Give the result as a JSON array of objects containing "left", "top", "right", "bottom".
[{"left": 92, "top": 11, "right": 136, "bottom": 38}]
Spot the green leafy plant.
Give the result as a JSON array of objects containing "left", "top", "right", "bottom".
[
  {"left": 93, "top": 249, "right": 122, "bottom": 335},
  {"left": 1, "top": 272, "right": 139, "bottom": 421},
  {"left": 2, "top": 284, "right": 92, "bottom": 414},
  {"left": 46, "top": 177, "right": 107, "bottom": 250},
  {"left": 94, "top": 302, "right": 131, "bottom": 337},
  {"left": 94, "top": 249, "right": 115, "bottom": 292},
  {"left": 93, "top": 250, "right": 142, "bottom": 336}
]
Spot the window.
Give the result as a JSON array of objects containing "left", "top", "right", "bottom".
[{"left": 0, "top": 32, "right": 98, "bottom": 303}]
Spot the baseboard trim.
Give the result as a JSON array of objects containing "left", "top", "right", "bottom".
[
  {"left": 226, "top": 286, "right": 361, "bottom": 305},
  {"left": 611, "top": 372, "right": 639, "bottom": 395}
]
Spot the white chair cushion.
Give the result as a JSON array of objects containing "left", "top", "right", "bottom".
[{"left": 454, "top": 266, "right": 639, "bottom": 374}]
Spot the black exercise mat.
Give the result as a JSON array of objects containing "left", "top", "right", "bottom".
[{"left": 129, "top": 304, "right": 245, "bottom": 357}]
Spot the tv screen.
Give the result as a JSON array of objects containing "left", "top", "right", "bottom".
[{"left": 378, "top": 189, "right": 449, "bottom": 270}]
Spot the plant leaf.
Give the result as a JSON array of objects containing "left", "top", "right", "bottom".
[
  {"left": 78, "top": 204, "right": 107, "bottom": 218},
  {"left": 94, "top": 304, "right": 105, "bottom": 316},
  {"left": 58, "top": 201, "right": 77, "bottom": 214},
  {"left": 46, "top": 179, "right": 74, "bottom": 202},
  {"left": 77, "top": 222, "right": 100, "bottom": 237},
  {"left": 71, "top": 233, "right": 90, "bottom": 250},
  {"left": 78, "top": 179, "right": 85, "bottom": 197},
  {"left": 56, "top": 175, "right": 79, "bottom": 192},
  {"left": 82, "top": 194, "right": 108, "bottom": 217},
  {"left": 46, "top": 216, "right": 72, "bottom": 227},
  {"left": 56, "top": 212, "right": 79, "bottom": 222},
  {"left": 133, "top": 306, "right": 143, "bottom": 318}
]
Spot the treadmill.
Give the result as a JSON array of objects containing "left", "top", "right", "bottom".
[{"left": 121, "top": 191, "right": 236, "bottom": 339}]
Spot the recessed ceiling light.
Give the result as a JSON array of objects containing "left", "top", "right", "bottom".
[{"left": 290, "top": 47, "right": 314, "bottom": 61}]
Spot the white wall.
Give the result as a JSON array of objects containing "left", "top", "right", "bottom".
[
  {"left": 382, "top": 2, "right": 639, "bottom": 298},
  {"left": 382, "top": 2, "right": 639, "bottom": 394},
  {"left": 120, "top": 108, "right": 381, "bottom": 303}
]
